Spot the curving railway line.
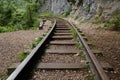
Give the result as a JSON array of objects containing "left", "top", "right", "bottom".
[{"left": 7, "top": 18, "right": 109, "bottom": 80}]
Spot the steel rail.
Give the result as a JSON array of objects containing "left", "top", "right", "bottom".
[
  {"left": 7, "top": 19, "right": 56, "bottom": 80},
  {"left": 68, "top": 21, "right": 109, "bottom": 80}
]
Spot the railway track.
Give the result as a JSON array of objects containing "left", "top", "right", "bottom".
[{"left": 7, "top": 18, "right": 109, "bottom": 80}]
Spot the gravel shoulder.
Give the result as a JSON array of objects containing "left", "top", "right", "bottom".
[
  {"left": 0, "top": 20, "right": 51, "bottom": 79},
  {"left": 68, "top": 18, "right": 120, "bottom": 80}
]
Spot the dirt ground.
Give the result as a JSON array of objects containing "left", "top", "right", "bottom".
[
  {"left": 68, "top": 18, "right": 120, "bottom": 80},
  {"left": 0, "top": 20, "right": 51, "bottom": 79}
]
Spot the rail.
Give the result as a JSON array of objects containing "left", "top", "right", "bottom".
[
  {"left": 68, "top": 21, "right": 109, "bottom": 80},
  {"left": 7, "top": 19, "right": 56, "bottom": 80},
  {"left": 7, "top": 18, "right": 109, "bottom": 80}
]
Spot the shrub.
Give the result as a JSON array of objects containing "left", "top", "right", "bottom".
[{"left": 0, "top": 26, "right": 17, "bottom": 33}]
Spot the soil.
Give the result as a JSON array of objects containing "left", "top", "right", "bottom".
[
  {"left": 68, "top": 18, "right": 120, "bottom": 80},
  {"left": 0, "top": 20, "right": 51, "bottom": 79}
]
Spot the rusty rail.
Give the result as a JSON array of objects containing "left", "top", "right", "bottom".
[{"left": 68, "top": 21, "right": 109, "bottom": 80}]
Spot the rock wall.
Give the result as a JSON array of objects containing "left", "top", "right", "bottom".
[
  {"left": 40, "top": 0, "right": 68, "bottom": 14},
  {"left": 39, "top": 0, "right": 120, "bottom": 21}
]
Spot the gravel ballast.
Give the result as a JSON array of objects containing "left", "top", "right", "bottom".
[{"left": 30, "top": 69, "right": 88, "bottom": 80}]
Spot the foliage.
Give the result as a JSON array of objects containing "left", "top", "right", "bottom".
[
  {"left": 112, "top": 9, "right": 120, "bottom": 20},
  {"left": 70, "top": 28, "right": 78, "bottom": 41},
  {"left": 39, "top": 0, "right": 46, "bottom": 6},
  {"left": 63, "top": 5, "right": 72, "bottom": 17},
  {"left": 104, "top": 19, "right": 120, "bottom": 31},
  {"left": 32, "top": 37, "right": 42, "bottom": 49},
  {"left": 74, "top": 15, "right": 79, "bottom": 20},
  {"left": 18, "top": 51, "right": 29, "bottom": 62},
  {"left": 43, "top": 32, "right": 47, "bottom": 36},
  {"left": 39, "top": 11, "right": 64, "bottom": 18},
  {"left": 87, "top": 73, "right": 95, "bottom": 80},
  {"left": 104, "top": 9, "right": 120, "bottom": 31},
  {"left": 86, "top": 4, "right": 91, "bottom": 13},
  {"left": 0, "top": 0, "right": 40, "bottom": 32},
  {"left": 0, "top": 26, "right": 17, "bottom": 33}
]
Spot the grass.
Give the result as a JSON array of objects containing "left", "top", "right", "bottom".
[
  {"left": 70, "top": 28, "right": 78, "bottom": 41},
  {"left": 104, "top": 19, "right": 120, "bottom": 31},
  {"left": 43, "top": 32, "right": 47, "bottom": 36},
  {"left": 80, "top": 51, "right": 86, "bottom": 60},
  {"left": 18, "top": 36, "right": 42, "bottom": 62},
  {"left": 18, "top": 51, "right": 29, "bottom": 62},
  {"left": 87, "top": 73, "right": 95, "bottom": 80},
  {"left": 32, "top": 37, "right": 42, "bottom": 49},
  {"left": 70, "top": 28, "right": 86, "bottom": 60},
  {"left": 39, "top": 11, "right": 64, "bottom": 18},
  {"left": 86, "top": 65, "right": 95, "bottom": 80}
]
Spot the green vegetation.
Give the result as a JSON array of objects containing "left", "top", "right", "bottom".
[
  {"left": 104, "top": 19, "right": 120, "bottom": 31},
  {"left": 86, "top": 65, "right": 95, "bottom": 80},
  {"left": 18, "top": 51, "right": 29, "bottom": 62},
  {"left": 77, "top": 43, "right": 83, "bottom": 49},
  {"left": 39, "top": 11, "right": 64, "bottom": 18},
  {"left": 74, "top": 15, "right": 79, "bottom": 20},
  {"left": 93, "top": 16, "right": 101, "bottom": 24},
  {"left": 104, "top": 9, "right": 120, "bottom": 31},
  {"left": 87, "top": 73, "right": 95, "bottom": 80},
  {"left": 86, "top": 4, "right": 91, "bottom": 13},
  {"left": 80, "top": 51, "right": 86, "bottom": 60},
  {"left": 18, "top": 36, "right": 42, "bottom": 61},
  {"left": 70, "top": 28, "right": 78, "bottom": 41},
  {"left": 32, "top": 37, "right": 42, "bottom": 49},
  {"left": 70, "top": 28, "right": 86, "bottom": 60},
  {"left": 63, "top": 5, "right": 72, "bottom": 17},
  {"left": 0, "top": 0, "right": 40, "bottom": 33},
  {"left": 43, "top": 32, "right": 47, "bottom": 36},
  {"left": 0, "top": 26, "right": 16, "bottom": 33}
]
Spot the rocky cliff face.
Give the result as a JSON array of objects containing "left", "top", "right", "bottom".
[
  {"left": 40, "top": 0, "right": 68, "bottom": 14},
  {"left": 39, "top": 0, "right": 120, "bottom": 21}
]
